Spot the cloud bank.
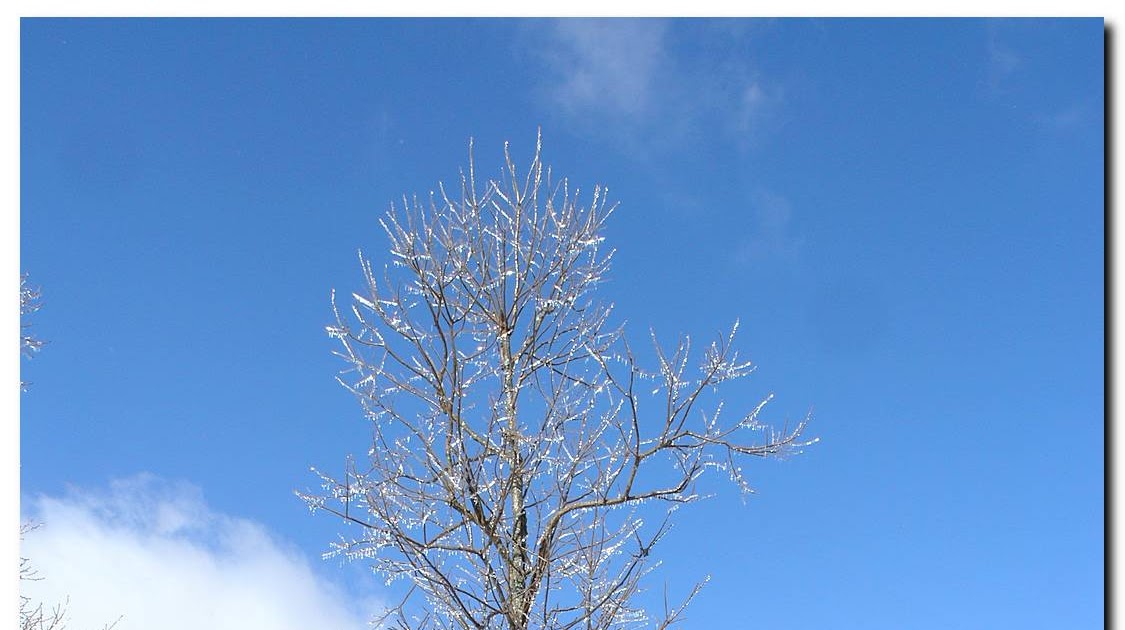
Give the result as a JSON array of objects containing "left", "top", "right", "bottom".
[{"left": 20, "top": 476, "right": 377, "bottom": 630}]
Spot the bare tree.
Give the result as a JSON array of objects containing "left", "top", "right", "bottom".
[
  {"left": 20, "top": 522, "right": 68, "bottom": 630},
  {"left": 19, "top": 277, "right": 120, "bottom": 630},
  {"left": 21, "top": 274, "right": 43, "bottom": 391},
  {"left": 19, "top": 275, "right": 59, "bottom": 630},
  {"left": 19, "top": 523, "right": 120, "bottom": 630},
  {"left": 303, "top": 135, "right": 813, "bottom": 630},
  {"left": 19, "top": 276, "right": 55, "bottom": 630}
]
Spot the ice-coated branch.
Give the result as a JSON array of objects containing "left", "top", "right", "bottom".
[{"left": 302, "top": 134, "right": 813, "bottom": 630}]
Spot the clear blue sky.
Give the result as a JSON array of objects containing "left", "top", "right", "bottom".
[{"left": 20, "top": 18, "right": 1103, "bottom": 628}]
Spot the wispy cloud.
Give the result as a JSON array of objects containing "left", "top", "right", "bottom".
[
  {"left": 982, "top": 21, "right": 1096, "bottom": 135},
  {"left": 21, "top": 475, "right": 378, "bottom": 630},
  {"left": 528, "top": 19, "right": 782, "bottom": 152},
  {"left": 1034, "top": 101, "right": 1094, "bottom": 131},
  {"left": 540, "top": 19, "right": 668, "bottom": 120},
  {"left": 986, "top": 35, "right": 1020, "bottom": 92},
  {"left": 732, "top": 79, "right": 784, "bottom": 144},
  {"left": 734, "top": 189, "right": 804, "bottom": 264},
  {"left": 984, "top": 20, "right": 1021, "bottom": 96}
]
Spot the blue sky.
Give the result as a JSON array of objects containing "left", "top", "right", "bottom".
[{"left": 19, "top": 18, "right": 1103, "bottom": 628}]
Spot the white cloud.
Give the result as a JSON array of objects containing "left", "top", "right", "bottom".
[
  {"left": 20, "top": 475, "right": 378, "bottom": 630},
  {"left": 539, "top": 19, "right": 668, "bottom": 120},
  {"left": 530, "top": 19, "right": 782, "bottom": 153}
]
